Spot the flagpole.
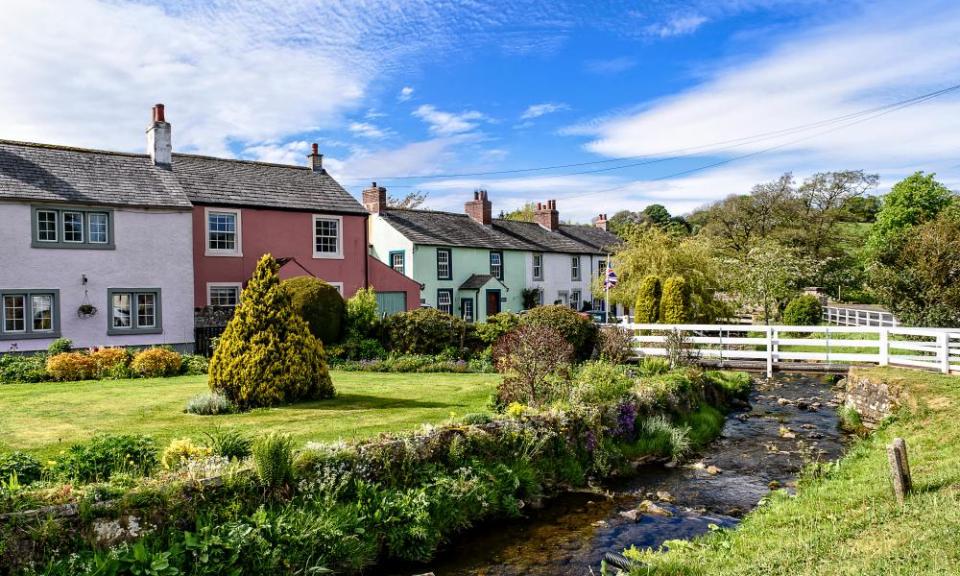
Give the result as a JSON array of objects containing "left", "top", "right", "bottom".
[{"left": 604, "top": 254, "right": 610, "bottom": 324}]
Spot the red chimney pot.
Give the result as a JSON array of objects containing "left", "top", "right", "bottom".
[{"left": 153, "top": 104, "right": 165, "bottom": 123}]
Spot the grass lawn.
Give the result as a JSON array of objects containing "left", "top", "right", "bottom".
[
  {"left": 0, "top": 371, "right": 498, "bottom": 460},
  {"left": 631, "top": 367, "right": 960, "bottom": 575}
]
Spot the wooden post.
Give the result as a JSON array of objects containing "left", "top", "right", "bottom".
[
  {"left": 887, "top": 437, "right": 912, "bottom": 504},
  {"left": 879, "top": 327, "right": 889, "bottom": 367},
  {"left": 938, "top": 332, "right": 950, "bottom": 374}
]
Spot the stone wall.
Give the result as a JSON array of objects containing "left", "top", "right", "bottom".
[{"left": 843, "top": 367, "right": 910, "bottom": 427}]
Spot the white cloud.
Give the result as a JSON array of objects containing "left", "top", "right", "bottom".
[
  {"left": 398, "top": 86, "right": 415, "bottom": 102},
  {"left": 243, "top": 141, "right": 312, "bottom": 166},
  {"left": 413, "top": 105, "right": 489, "bottom": 135},
  {"left": 584, "top": 56, "right": 637, "bottom": 75},
  {"left": 644, "top": 14, "right": 708, "bottom": 38},
  {"left": 520, "top": 102, "right": 570, "bottom": 120},
  {"left": 348, "top": 122, "right": 388, "bottom": 139},
  {"left": 325, "top": 135, "right": 477, "bottom": 186}
]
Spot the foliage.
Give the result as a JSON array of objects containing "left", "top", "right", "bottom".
[
  {"left": 386, "top": 307, "right": 471, "bottom": 355},
  {"left": 161, "top": 437, "right": 212, "bottom": 470},
  {"left": 345, "top": 287, "right": 379, "bottom": 339},
  {"left": 703, "top": 370, "right": 752, "bottom": 399},
  {"left": 837, "top": 405, "right": 865, "bottom": 435},
  {"left": 597, "top": 325, "right": 633, "bottom": 363},
  {"left": 723, "top": 240, "right": 808, "bottom": 323},
  {"left": 679, "top": 404, "right": 726, "bottom": 448},
  {"left": 476, "top": 312, "right": 521, "bottom": 345},
  {"left": 502, "top": 202, "right": 536, "bottom": 222},
  {"left": 252, "top": 432, "right": 294, "bottom": 491},
  {"left": 783, "top": 294, "right": 822, "bottom": 325},
  {"left": 45, "top": 352, "right": 96, "bottom": 381},
  {"left": 331, "top": 353, "right": 493, "bottom": 374},
  {"left": 89, "top": 347, "right": 132, "bottom": 378},
  {"left": 51, "top": 434, "right": 157, "bottom": 483},
  {"left": 0, "top": 353, "right": 49, "bottom": 383},
  {"left": 130, "top": 348, "right": 182, "bottom": 378},
  {"left": 335, "top": 337, "right": 388, "bottom": 361},
  {"left": 867, "top": 171, "right": 955, "bottom": 257},
  {"left": 203, "top": 427, "right": 252, "bottom": 461},
  {"left": 519, "top": 304, "right": 598, "bottom": 360},
  {"left": 636, "top": 415, "right": 690, "bottom": 460},
  {"left": 210, "top": 254, "right": 334, "bottom": 409},
  {"left": 180, "top": 353, "right": 210, "bottom": 376},
  {"left": 659, "top": 276, "right": 689, "bottom": 323},
  {"left": 572, "top": 361, "right": 634, "bottom": 404},
  {"left": 521, "top": 288, "right": 541, "bottom": 310},
  {"left": 185, "top": 392, "right": 236, "bottom": 415},
  {"left": 663, "top": 329, "right": 698, "bottom": 369},
  {"left": 492, "top": 325, "right": 573, "bottom": 407},
  {"left": 47, "top": 338, "right": 72, "bottom": 355},
  {"left": 638, "top": 357, "right": 671, "bottom": 376},
  {"left": 633, "top": 275, "right": 661, "bottom": 323},
  {"left": 0, "top": 451, "right": 42, "bottom": 484},
  {"left": 283, "top": 276, "right": 346, "bottom": 344},
  {"left": 389, "top": 190, "right": 429, "bottom": 209}
]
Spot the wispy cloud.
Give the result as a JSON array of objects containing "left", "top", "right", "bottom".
[
  {"left": 521, "top": 102, "right": 570, "bottom": 120},
  {"left": 243, "top": 141, "right": 312, "bottom": 166},
  {"left": 348, "top": 122, "right": 388, "bottom": 139},
  {"left": 413, "top": 104, "right": 490, "bottom": 135},
  {"left": 398, "top": 86, "right": 415, "bottom": 102},
  {"left": 584, "top": 56, "right": 637, "bottom": 75},
  {"left": 644, "top": 14, "right": 708, "bottom": 38}
]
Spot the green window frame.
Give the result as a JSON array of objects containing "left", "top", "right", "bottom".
[
  {"left": 107, "top": 288, "right": 162, "bottom": 335},
  {"left": 31, "top": 206, "right": 114, "bottom": 249},
  {"left": 489, "top": 251, "right": 504, "bottom": 280},
  {"left": 437, "top": 248, "right": 452, "bottom": 280},
  {"left": 0, "top": 289, "right": 60, "bottom": 340},
  {"left": 389, "top": 251, "right": 405, "bottom": 275}
]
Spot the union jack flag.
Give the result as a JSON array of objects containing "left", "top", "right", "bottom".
[{"left": 604, "top": 267, "right": 618, "bottom": 290}]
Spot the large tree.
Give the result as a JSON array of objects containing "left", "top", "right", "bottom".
[
  {"left": 866, "top": 171, "right": 954, "bottom": 257},
  {"left": 722, "top": 240, "right": 809, "bottom": 324}
]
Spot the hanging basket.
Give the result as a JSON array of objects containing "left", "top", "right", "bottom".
[{"left": 77, "top": 304, "right": 98, "bottom": 319}]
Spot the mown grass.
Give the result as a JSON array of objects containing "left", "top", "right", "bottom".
[
  {"left": 628, "top": 367, "right": 960, "bottom": 575},
  {"left": 0, "top": 371, "right": 498, "bottom": 460}
]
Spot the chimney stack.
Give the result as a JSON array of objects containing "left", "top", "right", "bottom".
[
  {"left": 534, "top": 199, "right": 559, "bottom": 231},
  {"left": 593, "top": 213, "right": 608, "bottom": 231},
  {"left": 465, "top": 189, "right": 492, "bottom": 225},
  {"left": 363, "top": 181, "right": 387, "bottom": 213},
  {"left": 146, "top": 103, "right": 172, "bottom": 166},
  {"left": 307, "top": 143, "right": 324, "bottom": 173}
]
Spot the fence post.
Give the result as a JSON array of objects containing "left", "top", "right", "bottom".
[
  {"left": 887, "top": 437, "right": 912, "bottom": 505},
  {"left": 939, "top": 332, "right": 950, "bottom": 374},
  {"left": 879, "top": 327, "right": 889, "bottom": 367},
  {"left": 766, "top": 326, "right": 773, "bottom": 378}
]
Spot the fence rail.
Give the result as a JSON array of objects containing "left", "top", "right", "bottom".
[
  {"left": 621, "top": 322, "right": 960, "bottom": 377},
  {"left": 822, "top": 305, "right": 897, "bottom": 327}
]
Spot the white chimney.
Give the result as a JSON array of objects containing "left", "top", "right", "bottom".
[{"left": 146, "top": 103, "right": 172, "bottom": 166}]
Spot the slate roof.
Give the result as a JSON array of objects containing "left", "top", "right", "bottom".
[
  {"left": 459, "top": 274, "right": 502, "bottom": 290},
  {"left": 558, "top": 224, "right": 622, "bottom": 252},
  {"left": 0, "top": 140, "right": 191, "bottom": 209},
  {"left": 493, "top": 219, "right": 600, "bottom": 254},
  {"left": 378, "top": 209, "right": 534, "bottom": 251}
]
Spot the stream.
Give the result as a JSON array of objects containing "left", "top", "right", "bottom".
[{"left": 400, "top": 373, "right": 847, "bottom": 576}]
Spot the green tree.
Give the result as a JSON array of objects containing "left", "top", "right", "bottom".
[
  {"left": 209, "top": 255, "right": 334, "bottom": 409},
  {"left": 502, "top": 203, "right": 536, "bottom": 222},
  {"left": 642, "top": 204, "right": 672, "bottom": 227},
  {"left": 723, "top": 240, "right": 807, "bottom": 324},
  {"left": 607, "top": 209, "right": 646, "bottom": 238},
  {"left": 867, "top": 171, "right": 955, "bottom": 257},
  {"left": 283, "top": 276, "right": 345, "bottom": 344},
  {"left": 633, "top": 275, "right": 661, "bottom": 323},
  {"left": 345, "top": 287, "right": 378, "bottom": 339},
  {"left": 660, "top": 276, "right": 689, "bottom": 323},
  {"left": 783, "top": 294, "right": 822, "bottom": 325}
]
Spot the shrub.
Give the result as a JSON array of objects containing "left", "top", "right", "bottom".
[
  {"left": 46, "top": 352, "right": 96, "bottom": 381},
  {"left": 89, "top": 347, "right": 131, "bottom": 378},
  {"left": 572, "top": 361, "right": 634, "bottom": 404},
  {"left": 633, "top": 275, "right": 661, "bottom": 324},
  {"left": 209, "top": 255, "right": 334, "bottom": 410},
  {"left": 659, "top": 276, "right": 689, "bottom": 323},
  {"left": 131, "top": 348, "right": 183, "bottom": 377},
  {"left": 203, "top": 427, "right": 252, "bottom": 460},
  {"left": 346, "top": 287, "right": 379, "bottom": 339},
  {"left": 492, "top": 324, "right": 573, "bottom": 407},
  {"left": 460, "top": 413, "right": 492, "bottom": 425},
  {"left": 47, "top": 338, "right": 72, "bottom": 355},
  {"left": 0, "top": 353, "right": 48, "bottom": 383},
  {"left": 180, "top": 353, "right": 210, "bottom": 376},
  {"left": 283, "top": 276, "right": 346, "bottom": 344},
  {"left": 161, "top": 438, "right": 212, "bottom": 470},
  {"left": 597, "top": 325, "right": 633, "bottom": 363},
  {"left": 783, "top": 294, "right": 822, "bottom": 325},
  {"left": 637, "top": 415, "right": 690, "bottom": 459},
  {"left": 52, "top": 434, "right": 157, "bottom": 483},
  {"left": 519, "top": 304, "right": 598, "bottom": 360},
  {"left": 0, "top": 451, "right": 42, "bottom": 484},
  {"left": 475, "top": 312, "right": 521, "bottom": 345},
  {"left": 638, "top": 357, "right": 670, "bottom": 376},
  {"left": 340, "top": 336, "right": 387, "bottom": 360},
  {"left": 252, "top": 432, "right": 294, "bottom": 490},
  {"left": 185, "top": 392, "right": 235, "bottom": 415},
  {"left": 386, "top": 308, "right": 469, "bottom": 355}
]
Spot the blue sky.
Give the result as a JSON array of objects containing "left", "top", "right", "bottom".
[{"left": 2, "top": 0, "right": 959, "bottom": 221}]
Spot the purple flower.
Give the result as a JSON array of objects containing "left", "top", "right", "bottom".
[
  {"left": 584, "top": 430, "right": 597, "bottom": 452},
  {"left": 617, "top": 402, "right": 638, "bottom": 439}
]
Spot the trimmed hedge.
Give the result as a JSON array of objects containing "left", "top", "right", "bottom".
[
  {"left": 519, "top": 305, "right": 598, "bottom": 360},
  {"left": 634, "top": 275, "right": 661, "bottom": 324},
  {"left": 660, "top": 275, "right": 689, "bottom": 323},
  {"left": 283, "top": 276, "right": 346, "bottom": 344},
  {"left": 385, "top": 308, "right": 473, "bottom": 355}
]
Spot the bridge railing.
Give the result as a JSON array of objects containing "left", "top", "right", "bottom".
[
  {"left": 620, "top": 322, "right": 960, "bottom": 377},
  {"left": 822, "top": 305, "right": 897, "bottom": 327}
]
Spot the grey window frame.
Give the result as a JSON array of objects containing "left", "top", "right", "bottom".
[
  {"left": 437, "top": 289, "right": 454, "bottom": 314},
  {"left": 571, "top": 255, "right": 581, "bottom": 281},
  {"left": 532, "top": 253, "right": 544, "bottom": 281},
  {"left": 490, "top": 251, "right": 504, "bottom": 280},
  {"left": 437, "top": 248, "right": 452, "bottom": 280},
  {"left": 107, "top": 288, "right": 163, "bottom": 335},
  {"left": 31, "top": 206, "right": 114, "bottom": 249},
  {"left": 0, "top": 289, "right": 60, "bottom": 340}
]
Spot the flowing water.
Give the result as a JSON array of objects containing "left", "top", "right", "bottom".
[{"left": 395, "top": 373, "right": 847, "bottom": 576}]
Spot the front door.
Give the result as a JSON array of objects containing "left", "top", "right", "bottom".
[{"left": 486, "top": 289, "right": 501, "bottom": 317}]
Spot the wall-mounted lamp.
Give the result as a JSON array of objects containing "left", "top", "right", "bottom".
[{"left": 82, "top": 274, "right": 88, "bottom": 286}]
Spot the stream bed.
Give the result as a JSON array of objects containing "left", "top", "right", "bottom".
[{"left": 401, "top": 373, "right": 847, "bottom": 576}]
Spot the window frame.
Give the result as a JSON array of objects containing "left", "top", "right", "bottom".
[
  {"left": 389, "top": 250, "right": 406, "bottom": 275},
  {"left": 532, "top": 253, "right": 544, "bottom": 281},
  {"left": 206, "top": 282, "right": 243, "bottom": 308},
  {"left": 571, "top": 255, "right": 581, "bottom": 281},
  {"left": 570, "top": 289, "right": 582, "bottom": 310},
  {"left": 489, "top": 250, "right": 504, "bottom": 281},
  {"left": 0, "top": 289, "right": 60, "bottom": 340},
  {"left": 312, "top": 214, "right": 344, "bottom": 259},
  {"left": 436, "top": 248, "right": 452, "bottom": 280},
  {"left": 31, "top": 206, "right": 114, "bottom": 250},
  {"left": 204, "top": 207, "right": 242, "bottom": 257},
  {"left": 107, "top": 288, "right": 163, "bottom": 335},
  {"left": 461, "top": 297, "right": 474, "bottom": 323},
  {"left": 436, "top": 289, "right": 454, "bottom": 314},
  {"left": 597, "top": 258, "right": 607, "bottom": 279}
]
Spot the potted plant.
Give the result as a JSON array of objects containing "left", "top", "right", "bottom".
[{"left": 77, "top": 303, "right": 98, "bottom": 318}]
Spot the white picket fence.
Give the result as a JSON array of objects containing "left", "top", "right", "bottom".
[
  {"left": 622, "top": 322, "right": 960, "bottom": 377},
  {"left": 822, "top": 305, "right": 898, "bottom": 327}
]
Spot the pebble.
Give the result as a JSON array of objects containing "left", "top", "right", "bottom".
[
  {"left": 777, "top": 398, "right": 791, "bottom": 406},
  {"left": 618, "top": 509, "right": 640, "bottom": 522},
  {"left": 779, "top": 426, "right": 796, "bottom": 439},
  {"left": 656, "top": 490, "right": 675, "bottom": 503},
  {"left": 638, "top": 500, "right": 673, "bottom": 517},
  {"left": 706, "top": 465, "right": 722, "bottom": 475}
]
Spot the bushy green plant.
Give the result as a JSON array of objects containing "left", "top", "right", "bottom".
[
  {"left": 460, "top": 413, "right": 492, "bottom": 425},
  {"left": 180, "top": 353, "right": 210, "bottom": 376},
  {"left": 346, "top": 287, "right": 379, "bottom": 339},
  {"left": 573, "top": 361, "right": 634, "bottom": 404},
  {"left": 597, "top": 325, "right": 633, "bottom": 363},
  {"left": 131, "top": 348, "right": 182, "bottom": 377},
  {"left": 252, "top": 432, "right": 294, "bottom": 491},
  {"left": 838, "top": 405, "right": 865, "bottom": 435},
  {"left": 52, "top": 434, "right": 157, "bottom": 483},
  {"left": 637, "top": 415, "right": 690, "bottom": 459},
  {"left": 185, "top": 392, "right": 235, "bottom": 415},
  {"left": 386, "top": 308, "right": 469, "bottom": 355},
  {"left": 659, "top": 276, "right": 689, "bottom": 323},
  {"left": 203, "top": 427, "right": 252, "bottom": 460},
  {"left": 638, "top": 356, "right": 671, "bottom": 376},
  {"left": 704, "top": 370, "right": 752, "bottom": 399},
  {"left": 209, "top": 255, "right": 335, "bottom": 409},
  {"left": 283, "top": 276, "right": 346, "bottom": 344},
  {"left": 339, "top": 336, "right": 387, "bottom": 360},
  {"left": 0, "top": 353, "right": 48, "bottom": 383},
  {"left": 475, "top": 312, "right": 521, "bottom": 345},
  {"left": 783, "top": 294, "right": 822, "bottom": 325},
  {"left": 634, "top": 275, "right": 661, "bottom": 323},
  {"left": 0, "top": 451, "right": 42, "bottom": 484},
  {"left": 47, "top": 338, "right": 72, "bottom": 355},
  {"left": 161, "top": 437, "right": 212, "bottom": 470},
  {"left": 89, "top": 347, "right": 131, "bottom": 378},
  {"left": 45, "top": 352, "right": 96, "bottom": 381},
  {"left": 519, "top": 304, "right": 598, "bottom": 360}
]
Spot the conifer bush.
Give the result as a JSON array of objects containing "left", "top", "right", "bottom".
[
  {"left": 633, "top": 275, "right": 662, "bottom": 323},
  {"left": 209, "top": 254, "right": 334, "bottom": 409},
  {"left": 659, "top": 276, "right": 689, "bottom": 323},
  {"left": 283, "top": 276, "right": 346, "bottom": 344}
]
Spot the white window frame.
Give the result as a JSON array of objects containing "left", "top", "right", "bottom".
[
  {"left": 571, "top": 255, "right": 581, "bottom": 281},
  {"left": 206, "top": 282, "right": 243, "bottom": 307},
  {"left": 62, "top": 211, "right": 85, "bottom": 243},
  {"left": 437, "top": 289, "right": 453, "bottom": 314},
  {"left": 490, "top": 251, "right": 503, "bottom": 280},
  {"left": 36, "top": 209, "right": 58, "bottom": 243},
  {"left": 87, "top": 212, "right": 110, "bottom": 245},
  {"left": 326, "top": 281, "right": 344, "bottom": 294},
  {"left": 204, "top": 207, "right": 242, "bottom": 257},
  {"left": 312, "top": 214, "right": 344, "bottom": 259},
  {"left": 532, "top": 253, "right": 543, "bottom": 281}
]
